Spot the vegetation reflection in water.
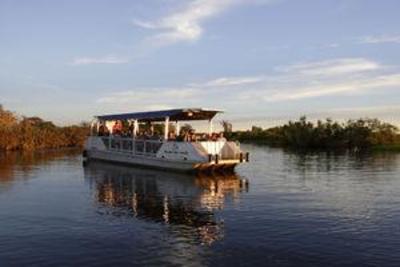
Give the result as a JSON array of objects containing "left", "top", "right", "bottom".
[
  {"left": 0, "top": 149, "right": 80, "bottom": 183},
  {"left": 83, "top": 162, "right": 249, "bottom": 245},
  {"left": 1, "top": 147, "right": 400, "bottom": 266}
]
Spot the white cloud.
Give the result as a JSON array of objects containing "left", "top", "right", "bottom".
[
  {"left": 71, "top": 55, "right": 129, "bottom": 65},
  {"left": 232, "top": 58, "right": 399, "bottom": 104},
  {"left": 97, "top": 87, "right": 200, "bottom": 105},
  {"left": 329, "top": 105, "right": 400, "bottom": 114},
  {"left": 360, "top": 34, "right": 400, "bottom": 44},
  {"left": 279, "top": 58, "right": 380, "bottom": 76},
  {"left": 134, "top": 0, "right": 271, "bottom": 47},
  {"left": 96, "top": 74, "right": 268, "bottom": 113},
  {"left": 96, "top": 58, "right": 400, "bottom": 118},
  {"left": 192, "top": 75, "right": 264, "bottom": 87},
  {"left": 326, "top": 43, "right": 340, "bottom": 48},
  {"left": 71, "top": 1, "right": 273, "bottom": 64},
  {"left": 133, "top": 0, "right": 237, "bottom": 46},
  {"left": 263, "top": 74, "right": 400, "bottom": 102}
]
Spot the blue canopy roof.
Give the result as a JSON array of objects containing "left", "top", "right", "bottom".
[{"left": 96, "top": 108, "right": 222, "bottom": 122}]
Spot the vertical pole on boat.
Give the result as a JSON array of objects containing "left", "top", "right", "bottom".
[
  {"left": 150, "top": 123, "right": 154, "bottom": 135},
  {"left": 133, "top": 120, "right": 138, "bottom": 154},
  {"left": 208, "top": 119, "right": 213, "bottom": 135},
  {"left": 176, "top": 121, "right": 180, "bottom": 135},
  {"left": 107, "top": 120, "right": 111, "bottom": 150},
  {"left": 130, "top": 120, "right": 135, "bottom": 155},
  {"left": 133, "top": 120, "right": 138, "bottom": 138},
  {"left": 90, "top": 120, "right": 96, "bottom": 136},
  {"left": 164, "top": 116, "right": 170, "bottom": 140}
]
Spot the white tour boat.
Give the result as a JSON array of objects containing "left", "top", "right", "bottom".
[{"left": 83, "top": 108, "right": 249, "bottom": 173}]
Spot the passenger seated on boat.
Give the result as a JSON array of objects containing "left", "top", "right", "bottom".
[
  {"left": 180, "top": 129, "right": 197, "bottom": 142},
  {"left": 112, "top": 120, "right": 123, "bottom": 135},
  {"left": 217, "top": 132, "right": 227, "bottom": 142},
  {"left": 189, "top": 129, "right": 198, "bottom": 142},
  {"left": 195, "top": 133, "right": 207, "bottom": 141},
  {"left": 127, "top": 122, "right": 134, "bottom": 137},
  {"left": 150, "top": 133, "right": 162, "bottom": 141},
  {"left": 138, "top": 130, "right": 153, "bottom": 140},
  {"left": 123, "top": 124, "right": 135, "bottom": 137},
  {"left": 168, "top": 132, "right": 176, "bottom": 141},
  {"left": 176, "top": 133, "right": 184, "bottom": 142},
  {"left": 98, "top": 124, "right": 109, "bottom": 136},
  {"left": 182, "top": 132, "right": 188, "bottom": 142},
  {"left": 136, "top": 131, "right": 146, "bottom": 139},
  {"left": 154, "top": 130, "right": 163, "bottom": 140},
  {"left": 210, "top": 133, "right": 218, "bottom": 141},
  {"left": 183, "top": 130, "right": 193, "bottom": 142},
  {"left": 145, "top": 130, "right": 153, "bottom": 140}
]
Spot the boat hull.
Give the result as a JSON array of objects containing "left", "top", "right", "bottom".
[
  {"left": 83, "top": 136, "right": 245, "bottom": 173},
  {"left": 84, "top": 149, "right": 238, "bottom": 173}
]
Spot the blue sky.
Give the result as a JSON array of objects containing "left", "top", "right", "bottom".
[{"left": 1, "top": 0, "right": 400, "bottom": 128}]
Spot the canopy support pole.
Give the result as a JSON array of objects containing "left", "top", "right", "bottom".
[
  {"left": 176, "top": 121, "right": 180, "bottom": 135},
  {"left": 164, "top": 116, "right": 170, "bottom": 140},
  {"left": 208, "top": 119, "right": 213, "bottom": 136},
  {"left": 150, "top": 123, "right": 154, "bottom": 135},
  {"left": 133, "top": 120, "right": 139, "bottom": 139},
  {"left": 90, "top": 119, "right": 97, "bottom": 136}
]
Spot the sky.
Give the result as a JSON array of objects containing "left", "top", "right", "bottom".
[{"left": 1, "top": 0, "right": 400, "bottom": 129}]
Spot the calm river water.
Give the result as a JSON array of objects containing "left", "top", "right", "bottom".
[{"left": 1, "top": 145, "right": 400, "bottom": 267}]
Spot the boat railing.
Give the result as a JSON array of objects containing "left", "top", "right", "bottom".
[
  {"left": 198, "top": 141, "right": 245, "bottom": 161},
  {"left": 98, "top": 136, "right": 247, "bottom": 161},
  {"left": 101, "top": 136, "right": 163, "bottom": 156},
  {"left": 219, "top": 141, "right": 245, "bottom": 161}
]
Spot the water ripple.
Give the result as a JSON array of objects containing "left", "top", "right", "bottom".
[{"left": 1, "top": 147, "right": 400, "bottom": 266}]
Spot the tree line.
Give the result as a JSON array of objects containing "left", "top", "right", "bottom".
[
  {"left": 2, "top": 104, "right": 399, "bottom": 152},
  {"left": 226, "top": 116, "right": 400, "bottom": 151},
  {"left": 0, "top": 105, "right": 89, "bottom": 151}
]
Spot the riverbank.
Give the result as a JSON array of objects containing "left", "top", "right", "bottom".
[
  {"left": 371, "top": 144, "right": 400, "bottom": 152},
  {"left": 239, "top": 139, "right": 400, "bottom": 153},
  {"left": 228, "top": 117, "right": 400, "bottom": 152},
  {"left": 2, "top": 106, "right": 399, "bottom": 153},
  {"left": 0, "top": 105, "right": 89, "bottom": 151}
]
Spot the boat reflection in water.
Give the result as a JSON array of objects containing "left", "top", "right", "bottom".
[{"left": 83, "top": 162, "right": 249, "bottom": 245}]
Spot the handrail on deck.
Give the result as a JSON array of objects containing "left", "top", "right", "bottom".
[
  {"left": 101, "top": 136, "right": 163, "bottom": 156},
  {"left": 97, "top": 136, "right": 246, "bottom": 161}
]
